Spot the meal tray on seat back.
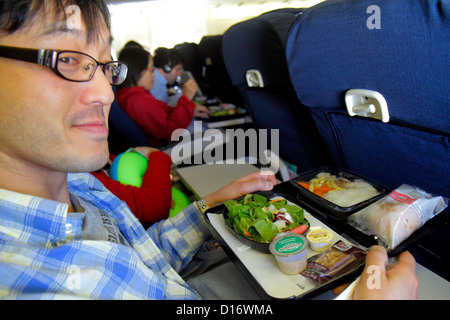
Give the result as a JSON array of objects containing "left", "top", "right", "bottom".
[
  {"left": 203, "top": 188, "right": 369, "bottom": 300},
  {"left": 203, "top": 176, "right": 448, "bottom": 300},
  {"left": 290, "top": 167, "right": 388, "bottom": 220}
]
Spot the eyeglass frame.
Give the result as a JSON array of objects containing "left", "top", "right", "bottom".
[{"left": 0, "top": 45, "right": 128, "bottom": 86}]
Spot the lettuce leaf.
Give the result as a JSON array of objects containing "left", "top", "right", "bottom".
[
  {"left": 224, "top": 194, "right": 307, "bottom": 243},
  {"left": 250, "top": 220, "right": 279, "bottom": 242}
]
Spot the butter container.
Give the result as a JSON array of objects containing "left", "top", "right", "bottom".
[
  {"left": 306, "top": 226, "right": 334, "bottom": 252},
  {"left": 269, "top": 232, "right": 308, "bottom": 275}
]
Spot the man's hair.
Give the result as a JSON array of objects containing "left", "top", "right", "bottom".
[
  {"left": 153, "top": 47, "right": 184, "bottom": 73},
  {"left": 0, "top": 0, "right": 111, "bottom": 43},
  {"left": 118, "top": 45, "right": 151, "bottom": 87}
]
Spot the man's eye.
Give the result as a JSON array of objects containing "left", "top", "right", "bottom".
[
  {"left": 59, "top": 57, "right": 78, "bottom": 65},
  {"left": 104, "top": 64, "right": 113, "bottom": 72}
]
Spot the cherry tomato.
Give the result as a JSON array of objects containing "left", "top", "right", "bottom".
[{"left": 291, "top": 224, "right": 308, "bottom": 235}]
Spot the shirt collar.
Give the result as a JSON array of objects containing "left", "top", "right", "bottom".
[
  {"left": 0, "top": 172, "right": 137, "bottom": 249},
  {"left": 0, "top": 188, "right": 82, "bottom": 248},
  {"left": 0, "top": 173, "right": 111, "bottom": 248},
  {"left": 155, "top": 69, "right": 168, "bottom": 86}
]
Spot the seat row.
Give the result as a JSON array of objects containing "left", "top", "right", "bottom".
[
  {"left": 108, "top": 0, "right": 449, "bottom": 201},
  {"left": 221, "top": 0, "right": 449, "bottom": 201},
  {"left": 219, "top": 0, "right": 449, "bottom": 281}
]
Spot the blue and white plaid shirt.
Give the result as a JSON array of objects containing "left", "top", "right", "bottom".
[{"left": 0, "top": 173, "right": 209, "bottom": 299}]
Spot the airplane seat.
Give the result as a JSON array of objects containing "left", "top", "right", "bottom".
[
  {"left": 257, "top": 7, "right": 306, "bottom": 45},
  {"left": 285, "top": 0, "right": 450, "bottom": 198},
  {"left": 197, "top": 35, "right": 245, "bottom": 108},
  {"left": 285, "top": 0, "right": 450, "bottom": 279},
  {"left": 173, "top": 42, "right": 210, "bottom": 97},
  {"left": 222, "top": 8, "right": 332, "bottom": 173},
  {"left": 108, "top": 87, "right": 151, "bottom": 155}
]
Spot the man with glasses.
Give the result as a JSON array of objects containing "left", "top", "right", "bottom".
[
  {"left": 0, "top": 0, "right": 418, "bottom": 300},
  {"left": 0, "top": 0, "right": 278, "bottom": 299},
  {"left": 0, "top": 46, "right": 128, "bottom": 85}
]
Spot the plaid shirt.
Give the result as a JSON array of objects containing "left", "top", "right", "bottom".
[{"left": 0, "top": 173, "right": 209, "bottom": 299}]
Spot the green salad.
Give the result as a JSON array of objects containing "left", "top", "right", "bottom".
[
  {"left": 224, "top": 194, "right": 309, "bottom": 243},
  {"left": 210, "top": 109, "right": 236, "bottom": 117}
]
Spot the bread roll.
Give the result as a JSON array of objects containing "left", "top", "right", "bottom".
[
  {"left": 349, "top": 184, "right": 447, "bottom": 250},
  {"left": 363, "top": 195, "right": 422, "bottom": 249}
]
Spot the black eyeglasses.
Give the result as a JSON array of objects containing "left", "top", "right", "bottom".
[{"left": 0, "top": 45, "right": 128, "bottom": 86}]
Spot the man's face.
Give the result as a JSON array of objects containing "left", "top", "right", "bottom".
[{"left": 0, "top": 12, "right": 114, "bottom": 174}]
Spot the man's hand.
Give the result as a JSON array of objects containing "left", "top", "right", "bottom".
[
  {"left": 203, "top": 171, "right": 277, "bottom": 208},
  {"left": 182, "top": 79, "right": 199, "bottom": 100},
  {"left": 353, "top": 245, "right": 418, "bottom": 300}
]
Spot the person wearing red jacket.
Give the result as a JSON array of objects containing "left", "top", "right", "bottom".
[
  {"left": 117, "top": 45, "right": 209, "bottom": 147},
  {"left": 90, "top": 147, "right": 173, "bottom": 227}
]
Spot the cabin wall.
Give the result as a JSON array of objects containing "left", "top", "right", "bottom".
[{"left": 108, "top": 0, "right": 324, "bottom": 56}]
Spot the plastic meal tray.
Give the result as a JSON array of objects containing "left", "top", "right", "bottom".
[
  {"left": 290, "top": 167, "right": 388, "bottom": 220},
  {"left": 199, "top": 109, "right": 247, "bottom": 123},
  {"left": 203, "top": 178, "right": 448, "bottom": 300}
]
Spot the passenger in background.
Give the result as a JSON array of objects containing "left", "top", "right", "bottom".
[
  {"left": 151, "top": 47, "right": 190, "bottom": 107},
  {"left": 90, "top": 147, "right": 173, "bottom": 227},
  {"left": 152, "top": 46, "right": 210, "bottom": 133},
  {"left": 123, "top": 40, "right": 143, "bottom": 49},
  {"left": 117, "top": 45, "right": 207, "bottom": 147}
]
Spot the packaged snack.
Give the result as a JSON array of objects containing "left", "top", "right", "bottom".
[
  {"left": 301, "top": 240, "right": 367, "bottom": 285},
  {"left": 348, "top": 185, "right": 448, "bottom": 250}
]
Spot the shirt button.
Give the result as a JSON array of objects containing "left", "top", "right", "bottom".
[{"left": 65, "top": 223, "right": 74, "bottom": 234}]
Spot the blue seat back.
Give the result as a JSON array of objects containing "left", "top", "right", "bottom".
[
  {"left": 286, "top": 0, "right": 450, "bottom": 197},
  {"left": 174, "top": 42, "right": 210, "bottom": 96},
  {"left": 198, "top": 35, "right": 245, "bottom": 107},
  {"left": 223, "top": 8, "right": 332, "bottom": 172}
]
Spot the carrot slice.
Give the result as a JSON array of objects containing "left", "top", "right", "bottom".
[
  {"left": 269, "top": 198, "right": 283, "bottom": 203},
  {"left": 298, "top": 182, "right": 310, "bottom": 189},
  {"left": 291, "top": 224, "right": 308, "bottom": 235},
  {"left": 313, "top": 185, "right": 333, "bottom": 197}
]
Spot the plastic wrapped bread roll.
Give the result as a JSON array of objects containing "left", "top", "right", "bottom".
[{"left": 348, "top": 185, "right": 448, "bottom": 250}]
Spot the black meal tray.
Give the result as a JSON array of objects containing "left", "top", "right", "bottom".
[
  {"left": 290, "top": 166, "right": 388, "bottom": 220},
  {"left": 196, "top": 100, "right": 248, "bottom": 123},
  {"left": 198, "top": 110, "right": 247, "bottom": 123},
  {"left": 203, "top": 178, "right": 449, "bottom": 300}
]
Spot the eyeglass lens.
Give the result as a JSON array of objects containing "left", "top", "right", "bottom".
[{"left": 57, "top": 52, "right": 127, "bottom": 85}]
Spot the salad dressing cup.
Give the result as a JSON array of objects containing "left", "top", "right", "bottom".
[{"left": 269, "top": 232, "right": 309, "bottom": 275}]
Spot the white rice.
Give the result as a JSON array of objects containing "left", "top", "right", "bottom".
[{"left": 323, "top": 180, "right": 380, "bottom": 207}]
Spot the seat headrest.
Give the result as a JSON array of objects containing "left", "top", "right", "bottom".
[
  {"left": 223, "top": 17, "right": 294, "bottom": 90},
  {"left": 286, "top": 0, "right": 450, "bottom": 133}
]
